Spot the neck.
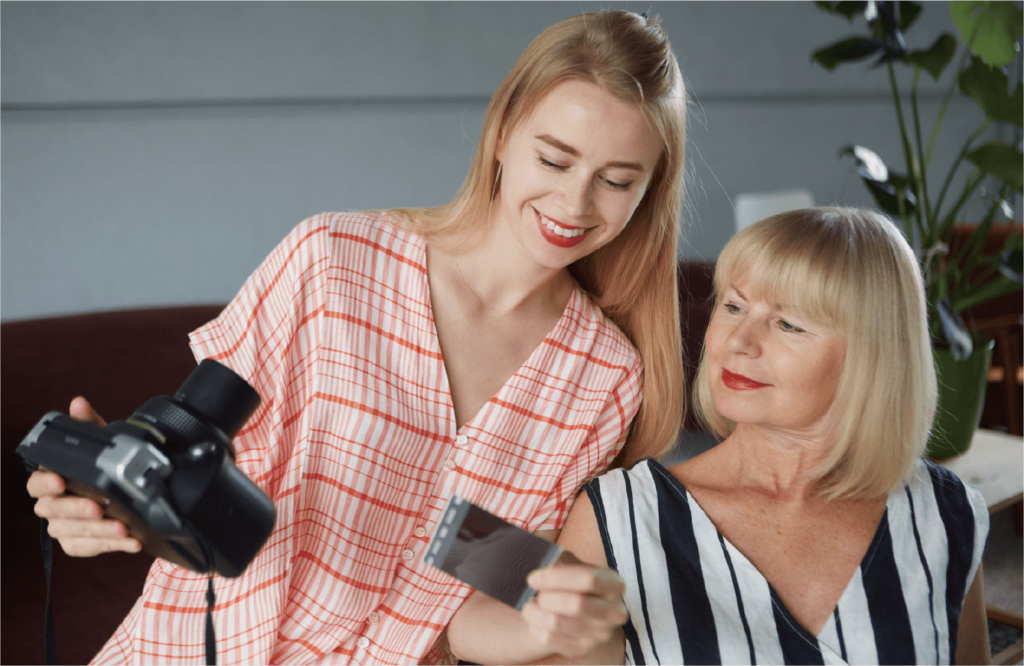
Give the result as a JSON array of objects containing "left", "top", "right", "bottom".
[
  {"left": 428, "top": 204, "right": 574, "bottom": 316},
  {"left": 721, "top": 424, "right": 834, "bottom": 501}
]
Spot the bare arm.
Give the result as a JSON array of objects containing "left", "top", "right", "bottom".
[
  {"left": 26, "top": 397, "right": 142, "bottom": 556},
  {"left": 447, "top": 493, "right": 627, "bottom": 665},
  {"left": 956, "top": 564, "right": 991, "bottom": 665}
]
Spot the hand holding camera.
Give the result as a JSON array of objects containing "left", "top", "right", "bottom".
[
  {"left": 27, "top": 397, "right": 144, "bottom": 557},
  {"left": 20, "top": 360, "right": 276, "bottom": 577}
]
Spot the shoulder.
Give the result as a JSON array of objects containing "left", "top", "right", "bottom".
[
  {"left": 902, "top": 459, "right": 990, "bottom": 545},
  {"left": 586, "top": 459, "right": 665, "bottom": 523},
  {"left": 566, "top": 289, "right": 643, "bottom": 384},
  {"left": 281, "top": 211, "right": 426, "bottom": 275}
]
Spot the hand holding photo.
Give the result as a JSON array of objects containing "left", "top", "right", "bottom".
[{"left": 424, "top": 496, "right": 562, "bottom": 610}]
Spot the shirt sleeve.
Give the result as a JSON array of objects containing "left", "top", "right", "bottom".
[
  {"left": 528, "top": 353, "right": 644, "bottom": 533},
  {"left": 188, "top": 215, "right": 333, "bottom": 480}
]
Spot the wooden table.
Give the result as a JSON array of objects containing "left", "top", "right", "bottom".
[{"left": 938, "top": 429, "right": 1024, "bottom": 513}]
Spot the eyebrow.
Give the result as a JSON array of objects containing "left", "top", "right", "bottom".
[
  {"left": 731, "top": 286, "right": 788, "bottom": 312},
  {"left": 535, "top": 134, "right": 647, "bottom": 172}
]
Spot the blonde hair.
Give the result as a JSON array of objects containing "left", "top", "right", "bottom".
[
  {"left": 694, "top": 207, "right": 937, "bottom": 500},
  {"left": 392, "top": 10, "right": 688, "bottom": 465}
]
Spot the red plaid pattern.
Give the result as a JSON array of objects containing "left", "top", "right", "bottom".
[{"left": 92, "top": 212, "right": 642, "bottom": 664}]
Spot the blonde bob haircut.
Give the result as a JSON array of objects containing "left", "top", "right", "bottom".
[
  {"left": 393, "top": 10, "right": 688, "bottom": 465},
  {"left": 694, "top": 207, "right": 937, "bottom": 500}
]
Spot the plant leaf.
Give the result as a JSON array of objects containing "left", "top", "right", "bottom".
[
  {"left": 951, "top": 275, "right": 1023, "bottom": 310},
  {"left": 965, "top": 142, "right": 1024, "bottom": 192},
  {"left": 951, "top": 1, "right": 1024, "bottom": 67},
  {"left": 813, "top": 37, "right": 886, "bottom": 69},
  {"left": 873, "top": 2, "right": 921, "bottom": 35},
  {"left": 815, "top": 1, "right": 869, "bottom": 20},
  {"left": 840, "top": 145, "right": 918, "bottom": 215},
  {"left": 903, "top": 33, "right": 958, "bottom": 80},
  {"left": 936, "top": 297, "right": 973, "bottom": 359},
  {"left": 958, "top": 57, "right": 1024, "bottom": 127},
  {"left": 998, "top": 233, "right": 1023, "bottom": 281}
]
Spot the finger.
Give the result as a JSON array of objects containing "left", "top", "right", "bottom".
[
  {"left": 27, "top": 471, "right": 66, "bottom": 498},
  {"left": 45, "top": 515, "right": 135, "bottom": 541},
  {"left": 522, "top": 601, "right": 616, "bottom": 657},
  {"left": 528, "top": 565, "right": 626, "bottom": 596},
  {"left": 34, "top": 495, "right": 105, "bottom": 520},
  {"left": 533, "top": 590, "right": 628, "bottom": 624},
  {"left": 69, "top": 396, "right": 107, "bottom": 427},
  {"left": 58, "top": 536, "right": 143, "bottom": 558}
]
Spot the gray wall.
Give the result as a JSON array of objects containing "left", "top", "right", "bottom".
[{"left": 2, "top": 1, "right": 1004, "bottom": 321}]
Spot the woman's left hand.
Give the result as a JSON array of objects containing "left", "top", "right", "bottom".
[{"left": 520, "top": 550, "right": 628, "bottom": 658}]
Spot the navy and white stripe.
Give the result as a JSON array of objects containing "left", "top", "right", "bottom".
[{"left": 585, "top": 458, "right": 988, "bottom": 665}]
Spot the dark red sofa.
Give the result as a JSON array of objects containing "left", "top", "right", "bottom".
[{"left": 1, "top": 260, "right": 715, "bottom": 665}]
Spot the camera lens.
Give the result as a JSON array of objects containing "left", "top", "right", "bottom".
[{"left": 174, "top": 360, "right": 261, "bottom": 439}]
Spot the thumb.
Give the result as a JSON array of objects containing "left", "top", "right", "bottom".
[{"left": 69, "top": 396, "right": 107, "bottom": 427}]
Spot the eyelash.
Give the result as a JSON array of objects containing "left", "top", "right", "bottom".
[
  {"left": 537, "top": 157, "right": 632, "bottom": 191},
  {"left": 723, "top": 303, "right": 805, "bottom": 333}
]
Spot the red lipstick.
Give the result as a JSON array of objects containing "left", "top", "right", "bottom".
[
  {"left": 535, "top": 208, "right": 589, "bottom": 248},
  {"left": 721, "top": 368, "right": 769, "bottom": 390}
]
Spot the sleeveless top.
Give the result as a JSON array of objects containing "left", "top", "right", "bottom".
[{"left": 586, "top": 458, "right": 988, "bottom": 665}]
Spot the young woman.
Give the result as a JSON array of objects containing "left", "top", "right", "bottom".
[
  {"left": 449, "top": 208, "right": 991, "bottom": 665},
  {"left": 26, "top": 10, "right": 687, "bottom": 664}
]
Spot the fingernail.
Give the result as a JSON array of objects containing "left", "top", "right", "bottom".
[{"left": 527, "top": 572, "right": 540, "bottom": 587}]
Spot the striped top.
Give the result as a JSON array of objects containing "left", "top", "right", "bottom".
[
  {"left": 93, "top": 212, "right": 642, "bottom": 665},
  {"left": 587, "top": 458, "right": 988, "bottom": 665}
]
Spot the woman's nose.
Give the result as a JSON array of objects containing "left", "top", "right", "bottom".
[
  {"left": 562, "top": 174, "right": 594, "bottom": 217},
  {"left": 726, "top": 317, "right": 763, "bottom": 356}
]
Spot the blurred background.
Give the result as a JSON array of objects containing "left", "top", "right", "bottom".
[{"left": 1, "top": 1, "right": 1018, "bottom": 321}]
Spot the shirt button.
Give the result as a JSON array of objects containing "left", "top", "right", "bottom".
[
  {"left": 444, "top": 459, "right": 457, "bottom": 470},
  {"left": 402, "top": 548, "right": 414, "bottom": 560},
  {"left": 356, "top": 637, "right": 369, "bottom": 649},
  {"left": 455, "top": 434, "right": 469, "bottom": 446},
  {"left": 414, "top": 527, "right": 426, "bottom": 538},
  {"left": 368, "top": 611, "right": 379, "bottom": 625}
]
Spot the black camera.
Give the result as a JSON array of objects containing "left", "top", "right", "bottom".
[{"left": 17, "top": 359, "right": 276, "bottom": 578}]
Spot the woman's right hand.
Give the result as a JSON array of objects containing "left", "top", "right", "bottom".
[{"left": 25, "top": 397, "right": 142, "bottom": 557}]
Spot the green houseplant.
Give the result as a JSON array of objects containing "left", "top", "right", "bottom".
[{"left": 812, "top": 0, "right": 1023, "bottom": 457}]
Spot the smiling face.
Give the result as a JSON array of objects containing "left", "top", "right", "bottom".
[
  {"left": 705, "top": 276, "right": 847, "bottom": 438},
  {"left": 493, "top": 79, "right": 663, "bottom": 269}
]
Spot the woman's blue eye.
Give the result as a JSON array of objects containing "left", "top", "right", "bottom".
[
  {"left": 724, "top": 303, "right": 741, "bottom": 313},
  {"left": 779, "top": 319, "right": 804, "bottom": 333}
]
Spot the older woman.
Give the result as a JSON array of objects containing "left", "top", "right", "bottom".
[{"left": 448, "top": 207, "right": 990, "bottom": 665}]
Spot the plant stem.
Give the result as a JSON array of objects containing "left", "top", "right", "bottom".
[
  {"left": 888, "top": 62, "right": 926, "bottom": 239},
  {"left": 910, "top": 66, "right": 933, "bottom": 226},
  {"left": 924, "top": 46, "right": 972, "bottom": 168},
  {"left": 934, "top": 122, "right": 991, "bottom": 236}
]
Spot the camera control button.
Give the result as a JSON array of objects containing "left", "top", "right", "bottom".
[
  {"left": 455, "top": 435, "right": 469, "bottom": 446},
  {"left": 414, "top": 527, "right": 426, "bottom": 538},
  {"left": 401, "top": 549, "right": 414, "bottom": 561},
  {"left": 368, "top": 611, "right": 379, "bottom": 625},
  {"left": 356, "top": 637, "right": 370, "bottom": 649},
  {"left": 444, "top": 459, "right": 457, "bottom": 470}
]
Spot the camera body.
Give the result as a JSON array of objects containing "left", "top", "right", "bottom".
[{"left": 17, "top": 359, "right": 276, "bottom": 578}]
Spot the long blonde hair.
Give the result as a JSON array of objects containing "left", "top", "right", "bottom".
[
  {"left": 391, "top": 10, "right": 687, "bottom": 465},
  {"left": 694, "top": 208, "right": 937, "bottom": 500}
]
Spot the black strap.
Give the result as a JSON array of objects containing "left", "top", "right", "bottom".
[
  {"left": 40, "top": 519, "right": 58, "bottom": 665},
  {"left": 205, "top": 575, "right": 217, "bottom": 665}
]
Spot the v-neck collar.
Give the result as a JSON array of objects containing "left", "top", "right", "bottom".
[
  {"left": 412, "top": 233, "right": 583, "bottom": 436},
  {"left": 646, "top": 457, "right": 891, "bottom": 643}
]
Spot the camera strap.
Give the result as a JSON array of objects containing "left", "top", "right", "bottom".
[
  {"left": 205, "top": 575, "right": 217, "bottom": 665},
  {"left": 37, "top": 522, "right": 218, "bottom": 666},
  {"left": 40, "top": 520, "right": 58, "bottom": 665}
]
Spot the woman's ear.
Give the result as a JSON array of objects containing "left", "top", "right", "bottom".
[{"left": 495, "top": 125, "right": 508, "bottom": 163}]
